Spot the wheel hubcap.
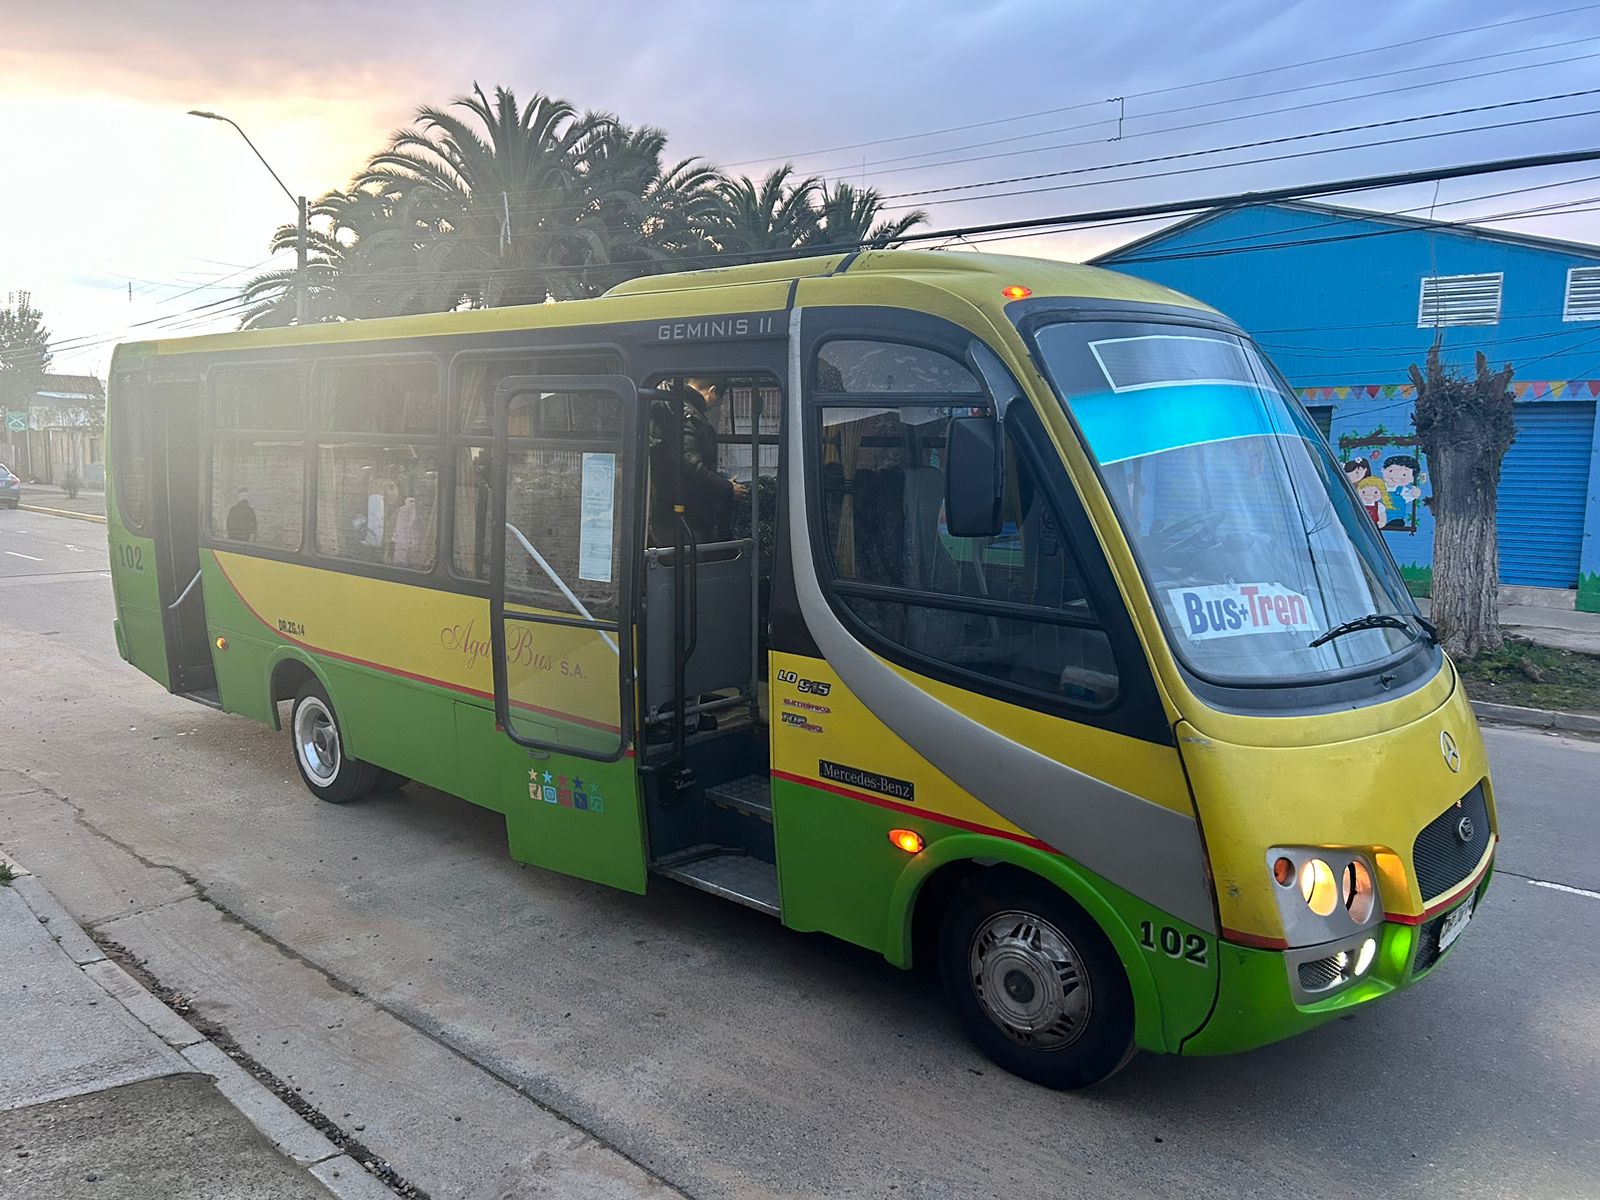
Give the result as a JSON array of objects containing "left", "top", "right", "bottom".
[
  {"left": 969, "top": 910, "right": 1091, "bottom": 1050},
  {"left": 294, "top": 698, "right": 340, "bottom": 785}
]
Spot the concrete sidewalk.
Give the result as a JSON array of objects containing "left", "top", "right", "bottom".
[
  {"left": 16, "top": 482, "right": 106, "bottom": 520},
  {"left": 1496, "top": 604, "right": 1600, "bottom": 655},
  {"left": 0, "top": 857, "right": 389, "bottom": 1199},
  {"left": 1415, "top": 596, "right": 1600, "bottom": 655}
]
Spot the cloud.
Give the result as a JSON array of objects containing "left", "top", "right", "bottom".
[{"left": 11, "top": 0, "right": 1600, "bottom": 376}]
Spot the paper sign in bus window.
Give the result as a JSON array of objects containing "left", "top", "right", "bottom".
[
  {"left": 1168, "top": 583, "right": 1318, "bottom": 640},
  {"left": 578, "top": 452, "right": 616, "bottom": 582}
]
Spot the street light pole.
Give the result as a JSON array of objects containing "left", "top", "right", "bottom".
[
  {"left": 296, "top": 194, "right": 309, "bottom": 325},
  {"left": 187, "top": 110, "right": 308, "bottom": 324}
]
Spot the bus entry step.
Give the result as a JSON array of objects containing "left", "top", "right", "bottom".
[
  {"left": 655, "top": 847, "right": 779, "bottom": 916},
  {"left": 705, "top": 775, "right": 773, "bottom": 821}
]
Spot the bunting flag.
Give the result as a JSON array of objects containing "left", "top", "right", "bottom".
[{"left": 1294, "top": 380, "right": 1600, "bottom": 401}]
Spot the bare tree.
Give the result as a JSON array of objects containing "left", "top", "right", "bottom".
[{"left": 1408, "top": 344, "right": 1515, "bottom": 659}]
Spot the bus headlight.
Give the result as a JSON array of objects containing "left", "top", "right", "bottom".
[
  {"left": 1267, "top": 847, "right": 1383, "bottom": 946},
  {"left": 1298, "top": 858, "right": 1338, "bottom": 917}
]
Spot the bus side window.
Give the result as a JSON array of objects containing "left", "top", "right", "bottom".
[
  {"left": 812, "top": 340, "right": 1118, "bottom": 709},
  {"left": 112, "top": 374, "right": 150, "bottom": 532},
  {"left": 209, "top": 366, "right": 305, "bottom": 552},
  {"left": 313, "top": 358, "right": 442, "bottom": 571}
]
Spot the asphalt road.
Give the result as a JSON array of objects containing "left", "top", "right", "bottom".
[{"left": 2, "top": 504, "right": 1598, "bottom": 1200}]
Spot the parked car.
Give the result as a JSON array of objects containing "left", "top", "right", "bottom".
[{"left": 1, "top": 464, "right": 20, "bottom": 508}]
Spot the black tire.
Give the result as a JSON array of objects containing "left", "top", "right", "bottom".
[
  {"left": 289, "top": 680, "right": 380, "bottom": 804},
  {"left": 939, "top": 869, "right": 1135, "bottom": 1090}
]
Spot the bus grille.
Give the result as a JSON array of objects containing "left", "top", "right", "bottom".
[
  {"left": 1297, "top": 955, "right": 1345, "bottom": 992},
  {"left": 1413, "top": 915, "right": 1444, "bottom": 975},
  {"left": 1411, "top": 784, "right": 1490, "bottom": 901}
]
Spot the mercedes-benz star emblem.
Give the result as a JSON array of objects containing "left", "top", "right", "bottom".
[
  {"left": 1440, "top": 730, "right": 1462, "bottom": 773},
  {"left": 1456, "top": 815, "right": 1475, "bottom": 844}
]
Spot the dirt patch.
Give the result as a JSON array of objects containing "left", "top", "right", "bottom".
[{"left": 1456, "top": 637, "right": 1600, "bottom": 715}]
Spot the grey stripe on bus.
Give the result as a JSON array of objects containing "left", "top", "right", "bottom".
[{"left": 785, "top": 308, "right": 1216, "bottom": 933}]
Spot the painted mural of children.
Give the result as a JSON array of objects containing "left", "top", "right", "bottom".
[
  {"left": 1354, "top": 474, "right": 1393, "bottom": 526},
  {"left": 1343, "top": 461, "right": 1369, "bottom": 487},
  {"left": 1381, "top": 454, "right": 1422, "bottom": 530}
]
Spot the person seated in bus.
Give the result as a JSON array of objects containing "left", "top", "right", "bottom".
[
  {"left": 225, "top": 488, "right": 257, "bottom": 543},
  {"left": 647, "top": 376, "right": 748, "bottom": 545},
  {"left": 390, "top": 493, "right": 426, "bottom": 568}
]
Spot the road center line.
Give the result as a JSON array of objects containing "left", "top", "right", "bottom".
[
  {"left": 1528, "top": 879, "right": 1600, "bottom": 900},
  {"left": 5, "top": 550, "right": 43, "bottom": 561}
]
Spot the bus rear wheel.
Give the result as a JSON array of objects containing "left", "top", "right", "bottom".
[
  {"left": 939, "top": 871, "right": 1135, "bottom": 1090},
  {"left": 290, "top": 681, "right": 380, "bottom": 804}
]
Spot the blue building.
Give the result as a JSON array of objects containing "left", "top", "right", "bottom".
[{"left": 1093, "top": 200, "right": 1600, "bottom": 614}]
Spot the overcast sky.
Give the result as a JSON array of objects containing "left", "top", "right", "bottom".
[{"left": 7, "top": 0, "right": 1600, "bottom": 376}]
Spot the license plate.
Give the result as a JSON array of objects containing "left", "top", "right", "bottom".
[{"left": 1438, "top": 896, "right": 1475, "bottom": 952}]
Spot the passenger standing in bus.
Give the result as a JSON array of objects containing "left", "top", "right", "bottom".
[{"left": 648, "top": 377, "right": 748, "bottom": 544}]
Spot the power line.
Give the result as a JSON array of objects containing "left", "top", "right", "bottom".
[
  {"left": 881, "top": 87, "right": 1600, "bottom": 204},
  {"left": 1094, "top": 190, "right": 1600, "bottom": 268},
  {"left": 1073, "top": 169, "right": 1600, "bottom": 259},
  {"left": 471, "top": 88, "right": 1600, "bottom": 236},
  {"left": 64, "top": 147, "right": 1600, "bottom": 361},
  {"left": 808, "top": 45, "right": 1600, "bottom": 186},
  {"left": 221, "top": 156, "right": 1600, "bottom": 308},
  {"left": 456, "top": 64, "right": 1600, "bottom": 231},
  {"left": 718, "top": 3, "right": 1600, "bottom": 168},
  {"left": 886, "top": 105, "right": 1600, "bottom": 216},
  {"left": 378, "top": 100, "right": 1600, "bottom": 266}
]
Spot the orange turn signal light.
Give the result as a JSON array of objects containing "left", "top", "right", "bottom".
[
  {"left": 889, "top": 828, "right": 925, "bottom": 854},
  {"left": 1001, "top": 285, "right": 1033, "bottom": 300},
  {"left": 214, "top": 637, "right": 228, "bottom": 651}
]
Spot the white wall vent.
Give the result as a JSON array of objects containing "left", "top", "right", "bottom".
[
  {"left": 1563, "top": 266, "right": 1600, "bottom": 322},
  {"left": 1418, "top": 273, "right": 1503, "bottom": 327}
]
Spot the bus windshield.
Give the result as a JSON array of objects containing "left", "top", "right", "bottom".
[{"left": 1033, "top": 319, "right": 1421, "bottom": 685}]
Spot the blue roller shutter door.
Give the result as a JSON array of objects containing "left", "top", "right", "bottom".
[{"left": 1496, "top": 400, "right": 1595, "bottom": 587}]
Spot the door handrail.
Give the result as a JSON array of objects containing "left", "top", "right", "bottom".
[
  {"left": 504, "top": 522, "right": 619, "bottom": 655},
  {"left": 167, "top": 569, "right": 202, "bottom": 613}
]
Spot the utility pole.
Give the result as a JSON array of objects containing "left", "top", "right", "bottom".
[{"left": 187, "top": 110, "right": 309, "bottom": 324}]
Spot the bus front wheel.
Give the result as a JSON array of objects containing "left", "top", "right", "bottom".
[
  {"left": 289, "top": 681, "right": 380, "bottom": 804},
  {"left": 939, "top": 870, "right": 1135, "bottom": 1090}
]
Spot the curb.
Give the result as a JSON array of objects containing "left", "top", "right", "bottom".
[
  {"left": 3, "top": 857, "right": 396, "bottom": 1200},
  {"left": 1470, "top": 699, "right": 1600, "bottom": 737},
  {"left": 17, "top": 503, "right": 107, "bottom": 524}
]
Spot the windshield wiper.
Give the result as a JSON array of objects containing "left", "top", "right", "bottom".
[{"left": 1308, "top": 612, "right": 1421, "bottom": 649}]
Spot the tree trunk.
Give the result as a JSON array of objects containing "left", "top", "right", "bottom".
[
  {"left": 1409, "top": 346, "right": 1516, "bottom": 661},
  {"left": 1427, "top": 441, "right": 1502, "bottom": 659}
]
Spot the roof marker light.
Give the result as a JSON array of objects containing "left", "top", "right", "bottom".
[{"left": 1001, "top": 285, "right": 1033, "bottom": 301}]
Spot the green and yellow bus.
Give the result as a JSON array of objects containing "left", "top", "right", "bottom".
[{"left": 106, "top": 251, "right": 1495, "bottom": 1088}]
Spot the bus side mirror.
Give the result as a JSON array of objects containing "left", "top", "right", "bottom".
[{"left": 946, "top": 414, "right": 1003, "bottom": 537}]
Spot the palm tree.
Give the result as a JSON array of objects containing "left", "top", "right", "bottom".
[
  {"left": 235, "top": 84, "right": 932, "bottom": 327},
  {"left": 808, "top": 181, "right": 928, "bottom": 250},
  {"left": 240, "top": 188, "right": 439, "bottom": 328},
  {"left": 357, "top": 84, "right": 606, "bottom": 307},
  {"left": 710, "top": 166, "right": 824, "bottom": 262},
  {"left": 569, "top": 120, "right": 725, "bottom": 295}
]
